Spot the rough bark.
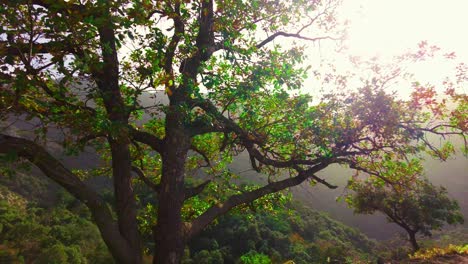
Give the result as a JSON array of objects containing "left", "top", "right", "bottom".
[
  {"left": 153, "top": 108, "right": 191, "bottom": 264},
  {"left": 94, "top": 6, "right": 142, "bottom": 262},
  {"left": 109, "top": 140, "right": 142, "bottom": 263}
]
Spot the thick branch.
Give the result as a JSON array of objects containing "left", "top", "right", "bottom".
[
  {"left": 131, "top": 165, "right": 160, "bottom": 193},
  {"left": 164, "top": 1, "right": 184, "bottom": 75},
  {"left": 195, "top": 0, "right": 215, "bottom": 61},
  {"left": 0, "top": 41, "right": 77, "bottom": 57},
  {"left": 185, "top": 179, "right": 211, "bottom": 200},
  {"left": 186, "top": 162, "right": 330, "bottom": 239},
  {"left": 130, "top": 129, "right": 164, "bottom": 154},
  {"left": 0, "top": 134, "right": 135, "bottom": 263},
  {"left": 178, "top": 0, "right": 214, "bottom": 80},
  {"left": 94, "top": 8, "right": 142, "bottom": 259}
]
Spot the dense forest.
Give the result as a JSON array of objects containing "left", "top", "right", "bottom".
[{"left": 0, "top": 0, "right": 467, "bottom": 263}]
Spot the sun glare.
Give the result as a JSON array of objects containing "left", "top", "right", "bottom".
[
  {"left": 313, "top": 0, "right": 468, "bottom": 97},
  {"left": 343, "top": 0, "right": 468, "bottom": 60}
]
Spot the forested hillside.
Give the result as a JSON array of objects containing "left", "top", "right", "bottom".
[{"left": 0, "top": 175, "right": 376, "bottom": 263}]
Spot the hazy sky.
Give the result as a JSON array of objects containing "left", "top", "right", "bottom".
[
  {"left": 300, "top": 0, "right": 468, "bottom": 97},
  {"left": 343, "top": 0, "right": 468, "bottom": 60}
]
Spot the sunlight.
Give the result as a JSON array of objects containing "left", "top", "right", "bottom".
[
  {"left": 343, "top": 0, "right": 468, "bottom": 60},
  {"left": 316, "top": 0, "right": 468, "bottom": 97}
]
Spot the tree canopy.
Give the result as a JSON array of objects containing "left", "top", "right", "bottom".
[{"left": 0, "top": 0, "right": 466, "bottom": 263}]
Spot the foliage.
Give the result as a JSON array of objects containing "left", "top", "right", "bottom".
[
  {"left": 240, "top": 251, "right": 271, "bottom": 264},
  {"left": 410, "top": 244, "right": 468, "bottom": 261},
  {"left": 420, "top": 227, "right": 468, "bottom": 249},
  {"left": 0, "top": 181, "right": 377, "bottom": 263}
]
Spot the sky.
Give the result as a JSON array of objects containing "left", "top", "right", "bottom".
[
  {"left": 342, "top": 0, "right": 468, "bottom": 60},
  {"left": 325, "top": 0, "right": 468, "bottom": 96}
]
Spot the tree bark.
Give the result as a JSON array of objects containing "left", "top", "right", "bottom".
[
  {"left": 153, "top": 108, "right": 191, "bottom": 264},
  {"left": 110, "top": 140, "right": 142, "bottom": 263},
  {"left": 94, "top": 6, "right": 142, "bottom": 262},
  {"left": 408, "top": 231, "right": 420, "bottom": 252}
]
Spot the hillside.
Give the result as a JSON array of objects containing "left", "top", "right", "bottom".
[
  {"left": 185, "top": 202, "right": 376, "bottom": 263},
  {"left": 0, "top": 178, "right": 377, "bottom": 263}
]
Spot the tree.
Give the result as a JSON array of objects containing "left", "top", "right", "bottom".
[
  {"left": 346, "top": 158, "right": 464, "bottom": 251},
  {"left": 0, "top": 0, "right": 465, "bottom": 263}
]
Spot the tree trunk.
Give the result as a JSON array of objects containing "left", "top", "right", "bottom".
[
  {"left": 153, "top": 109, "right": 191, "bottom": 264},
  {"left": 408, "top": 231, "right": 420, "bottom": 252},
  {"left": 110, "top": 141, "right": 142, "bottom": 263}
]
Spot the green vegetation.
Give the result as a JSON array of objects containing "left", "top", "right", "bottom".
[
  {"left": 1, "top": 174, "right": 467, "bottom": 264},
  {"left": 185, "top": 204, "right": 375, "bottom": 263},
  {"left": 0, "top": 188, "right": 112, "bottom": 263},
  {"left": 410, "top": 244, "right": 468, "bottom": 261}
]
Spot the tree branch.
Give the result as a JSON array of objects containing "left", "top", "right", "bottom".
[
  {"left": 190, "top": 144, "right": 212, "bottom": 167},
  {"left": 310, "top": 174, "right": 338, "bottom": 189},
  {"left": 190, "top": 98, "right": 331, "bottom": 169},
  {"left": 130, "top": 128, "right": 164, "bottom": 154},
  {"left": 164, "top": 1, "right": 184, "bottom": 75},
  {"left": 131, "top": 165, "right": 160, "bottom": 193},
  {"left": 256, "top": 33, "right": 338, "bottom": 49},
  {"left": 30, "top": 0, "right": 88, "bottom": 13},
  {"left": 186, "top": 162, "right": 330, "bottom": 239},
  {"left": 178, "top": 0, "right": 215, "bottom": 80},
  {"left": 185, "top": 179, "right": 211, "bottom": 200},
  {"left": 0, "top": 41, "right": 78, "bottom": 57}
]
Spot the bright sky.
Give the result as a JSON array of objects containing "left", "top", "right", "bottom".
[
  {"left": 343, "top": 0, "right": 468, "bottom": 59},
  {"left": 327, "top": 0, "right": 468, "bottom": 96}
]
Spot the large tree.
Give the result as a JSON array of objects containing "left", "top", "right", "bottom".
[{"left": 0, "top": 0, "right": 466, "bottom": 263}]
